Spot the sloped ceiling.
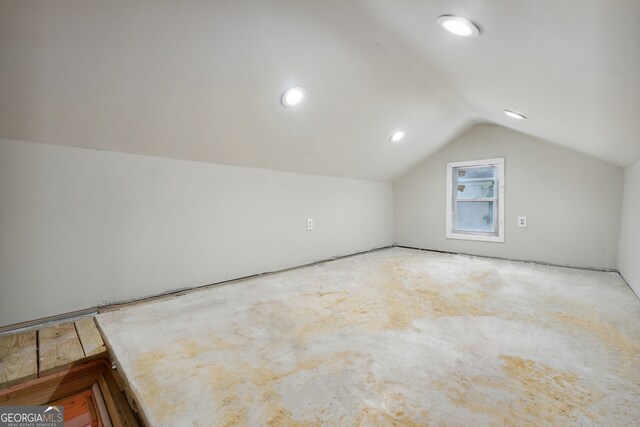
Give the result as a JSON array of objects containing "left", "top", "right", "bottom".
[{"left": 1, "top": 0, "right": 638, "bottom": 182}]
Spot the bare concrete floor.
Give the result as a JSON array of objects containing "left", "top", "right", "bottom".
[{"left": 97, "top": 248, "right": 640, "bottom": 426}]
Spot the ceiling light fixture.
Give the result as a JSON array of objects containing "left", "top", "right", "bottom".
[
  {"left": 281, "top": 87, "right": 306, "bottom": 107},
  {"left": 503, "top": 110, "right": 527, "bottom": 120},
  {"left": 390, "top": 130, "right": 406, "bottom": 142},
  {"left": 437, "top": 15, "right": 481, "bottom": 37}
]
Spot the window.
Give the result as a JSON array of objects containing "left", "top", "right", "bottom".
[{"left": 446, "top": 158, "right": 504, "bottom": 242}]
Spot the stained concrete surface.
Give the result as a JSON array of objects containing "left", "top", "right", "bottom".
[{"left": 96, "top": 248, "right": 640, "bottom": 426}]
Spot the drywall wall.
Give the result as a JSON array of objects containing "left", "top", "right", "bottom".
[
  {"left": 0, "top": 138, "right": 394, "bottom": 327},
  {"left": 618, "top": 160, "right": 640, "bottom": 297},
  {"left": 394, "top": 124, "right": 624, "bottom": 270}
]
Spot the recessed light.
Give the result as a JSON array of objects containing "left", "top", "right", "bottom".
[
  {"left": 390, "top": 130, "right": 406, "bottom": 142},
  {"left": 281, "top": 87, "right": 306, "bottom": 107},
  {"left": 437, "top": 15, "right": 481, "bottom": 37},
  {"left": 503, "top": 110, "right": 527, "bottom": 120}
]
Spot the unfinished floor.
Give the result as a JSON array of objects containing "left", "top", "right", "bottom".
[{"left": 96, "top": 247, "right": 640, "bottom": 426}]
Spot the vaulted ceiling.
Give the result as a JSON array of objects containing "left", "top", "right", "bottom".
[{"left": 1, "top": 0, "right": 638, "bottom": 181}]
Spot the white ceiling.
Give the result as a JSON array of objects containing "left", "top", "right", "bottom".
[{"left": 1, "top": 0, "right": 638, "bottom": 182}]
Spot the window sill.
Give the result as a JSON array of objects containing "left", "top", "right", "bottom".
[{"left": 446, "top": 232, "right": 504, "bottom": 243}]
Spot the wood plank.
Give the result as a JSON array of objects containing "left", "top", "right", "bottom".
[
  {"left": 38, "top": 323, "right": 85, "bottom": 375},
  {"left": 75, "top": 318, "right": 107, "bottom": 357},
  {"left": 0, "top": 360, "right": 107, "bottom": 406},
  {"left": 92, "top": 382, "right": 114, "bottom": 427},
  {"left": 104, "top": 373, "right": 143, "bottom": 427},
  {"left": 0, "top": 360, "right": 139, "bottom": 426},
  {"left": 0, "top": 331, "right": 38, "bottom": 388},
  {"left": 51, "top": 388, "right": 103, "bottom": 427},
  {"left": 97, "top": 376, "right": 128, "bottom": 427}
]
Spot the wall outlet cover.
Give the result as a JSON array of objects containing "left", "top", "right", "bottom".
[{"left": 518, "top": 216, "right": 527, "bottom": 227}]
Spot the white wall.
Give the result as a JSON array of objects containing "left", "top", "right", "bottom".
[
  {"left": 618, "top": 160, "right": 640, "bottom": 297},
  {"left": 394, "top": 124, "right": 624, "bottom": 270},
  {"left": 0, "top": 138, "right": 394, "bottom": 327}
]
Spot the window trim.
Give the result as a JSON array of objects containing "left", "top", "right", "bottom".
[{"left": 446, "top": 158, "right": 505, "bottom": 243}]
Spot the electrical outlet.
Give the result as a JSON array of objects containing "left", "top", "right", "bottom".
[
  {"left": 307, "top": 218, "right": 313, "bottom": 231},
  {"left": 518, "top": 216, "right": 527, "bottom": 228}
]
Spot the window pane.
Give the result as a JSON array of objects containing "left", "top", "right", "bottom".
[
  {"left": 456, "top": 166, "right": 495, "bottom": 180},
  {"left": 455, "top": 201, "right": 494, "bottom": 233},
  {"left": 456, "top": 180, "right": 495, "bottom": 199}
]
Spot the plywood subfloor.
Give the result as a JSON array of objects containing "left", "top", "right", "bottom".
[{"left": 96, "top": 248, "right": 640, "bottom": 426}]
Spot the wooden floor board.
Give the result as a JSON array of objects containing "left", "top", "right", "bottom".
[
  {"left": 0, "top": 331, "right": 38, "bottom": 388},
  {"left": 38, "top": 323, "right": 85, "bottom": 375},
  {"left": 1, "top": 316, "right": 110, "bottom": 389},
  {"left": 75, "top": 318, "right": 107, "bottom": 357}
]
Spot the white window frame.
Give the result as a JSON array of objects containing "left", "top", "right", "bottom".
[{"left": 446, "top": 158, "right": 505, "bottom": 243}]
